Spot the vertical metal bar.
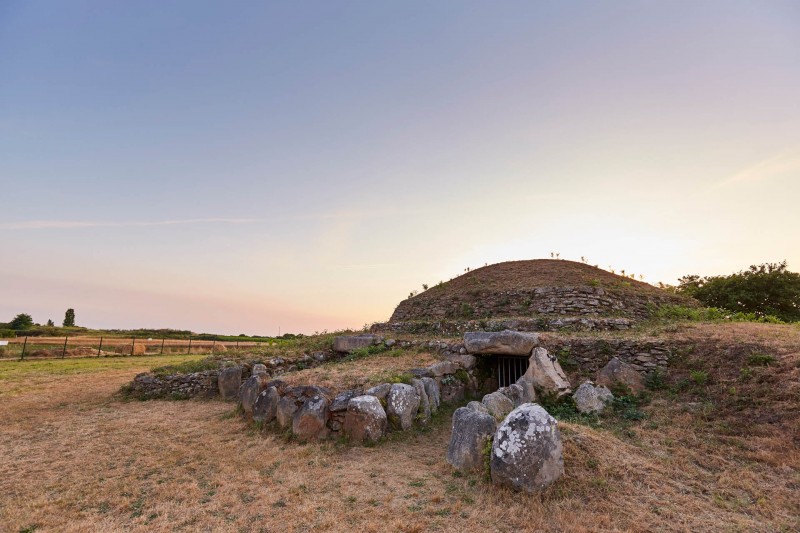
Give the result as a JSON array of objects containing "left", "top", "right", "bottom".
[
  {"left": 62, "top": 336, "right": 68, "bottom": 358},
  {"left": 98, "top": 337, "right": 103, "bottom": 357},
  {"left": 160, "top": 338, "right": 165, "bottom": 355},
  {"left": 21, "top": 336, "right": 28, "bottom": 361}
]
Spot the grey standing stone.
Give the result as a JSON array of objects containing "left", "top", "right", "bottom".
[
  {"left": 239, "top": 374, "right": 269, "bottom": 415},
  {"left": 421, "top": 377, "right": 440, "bottom": 413},
  {"left": 525, "top": 347, "right": 572, "bottom": 398},
  {"left": 343, "top": 395, "right": 387, "bottom": 443},
  {"left": 490, "top": 404, "right": 564, "bottom": 493},
  {"left": 365, "top": 383, "right": 392, "bottom": 404},
  {"left": 330, "top": 390, "right": 361, "bottom": 412},
  {"left": 386, "top": 383, "right": 420, "bottom": 431},
  {"left": 482, "top": 391, "right": 514, "bottom": 421},
  {"left": 252, "top": 386, "right": 280, "bottom": 423},
  {"left": 218, "top": 366, "right": 242, "bottom": 400},
  {"left": 446, "top": 407, "right": 497, "bottom": 473},
  {"left": 276, "top": 396, "right": 299, "bottom": 428},
  {"left": 412, "top": 379, "right": 431, "bottom": 424},
  {"left": 292, "top": 395, "right": 330, "bottom": 440},
  {"left": 427, "top": 361, "right": 460, "bottom": 377},
  {"left": 251, "top": 363, "right": 268, "bottom": 376},
  {"left": 467, "top": 400, "right": 489, "bottom": 414}
]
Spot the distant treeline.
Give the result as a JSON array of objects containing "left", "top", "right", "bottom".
[{"left": 0, "top": 324, "right": 298, "bottom": 341}]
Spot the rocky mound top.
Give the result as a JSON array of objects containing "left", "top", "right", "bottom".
[{"left": 388, "top": 259, "right": 693, "bottom": 327}]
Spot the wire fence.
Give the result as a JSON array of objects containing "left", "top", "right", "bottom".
[{"left": 0, "top": 336, "right": 278, "bottom": 361}]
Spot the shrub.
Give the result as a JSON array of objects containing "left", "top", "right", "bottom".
[
  {"left": 9, "top": 313, "right": 33, "bottom": 330},
  {"left": 689, "top": 370, "right": 709, "bottom": 386},
  {"left": 747, "top": 353, "right": 776, "bottom": 366},
  {"left": 675, "top": 261, "right": 800, "bottom": 322},
  {"left": 654, "top": 305, "right": 783, "bottom": 324},
  {"left": 0, "top": 329, "right": 16, "bottom": 338}
]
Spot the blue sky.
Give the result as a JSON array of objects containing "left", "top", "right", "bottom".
[{"left": 1, "top": 1, "right": 799, "bottom": 334}]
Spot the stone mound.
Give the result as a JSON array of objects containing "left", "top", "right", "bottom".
[{"left": 384, "top": 259, "right": 694, "bottom": 330}]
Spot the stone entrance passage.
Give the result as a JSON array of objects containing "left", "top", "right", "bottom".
[{"left": 496, "top": 356, "right": 529, "bottom": 388}]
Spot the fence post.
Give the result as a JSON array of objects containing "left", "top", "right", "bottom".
[
  {"left": 62, "top": 336, "right": 68, "bottom": 358},
  {"left": 187, "top": 336, "right": 192, "bottom": 355},
  {"left": 131, "top": 337, "right": 135, "bottom": 357},
  {"left": 160, "top": 338, "right": 165, "bottom": 355},
  {"left": 98, "top": 336, "right": 103, "bottom": 357},
  {"left": 236, "top": 340, "right": 239, "bottom": 350},
  {"left": 212, "top": 340, "right": 216, "bottom": 354},
  {"left": 20, "top": 336, "right": 28, "bottom": 361}
]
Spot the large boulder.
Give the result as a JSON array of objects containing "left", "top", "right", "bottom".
[
  {"left": 515, "top": 377, "right": 537, "bottom": 404},
  {"left": 596, "top": 357, "right": 645, "bottom": 394},
  {"left": 446, "top": 407, "right": 497, "bottom": 473},
  {"left": 442, "top": 353, "right": 477, "bottom": 370},
  {"left": 218, "top": 366, "right": 242, "bottom": 400},
  {"left": 524, "top": 348, "right": 572, "bottom": 398},
  {"left": 292, "top": 395, "right": 330, "bottom": 440},
  {"left": 386, "top": 383, "right": 420, "bottom": 431},
  {"left": 252, "top": 386, "right": 280, "bottom": 423},
  {"left": 464, "top": 330, "right": 539, "bottom": 355},
  {"left": 467, "top": 401, "right": 489, "bottom": 414},
  {"left": 490, "top": 404, "right": 564, "bottom": 493},
  {"left": 251, "top": 363, "right": 268, "bottom": 376},
  {"left": 332, "top": 334, "right": 383, "bottom": 353},
  {"left": 482, "top": 391, "right": 515, "bottom": 421},
  {"left": 330, "top": 390, "right": 361, "bottom": 413},
  {"left": 239, "top": 374, "right": 270, "bottom": 415},
  {"left": 573, "top": 381, "right": 614, "bottom": 414},
  {"left": 343, "top": 395, "right": 387, "bottom": 443}
]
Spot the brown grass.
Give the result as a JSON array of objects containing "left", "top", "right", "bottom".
[{"left": 0, "top": 324, "right": 798, "bottom": 532}]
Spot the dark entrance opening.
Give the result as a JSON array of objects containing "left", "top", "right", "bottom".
[{"left": 496, "top": 356, "right": 529, "bottom": 388}]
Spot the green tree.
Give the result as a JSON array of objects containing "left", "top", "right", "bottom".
[
  {"left": 46, "top": 319, "right": 55, "bottom": 327},
  {"left": 676, "top": 261, "right": 800, "bottom": 322},
  {"left": 63, "top": 308, "right": 76, "bottom": 327},
  {"left": 9, "top": 313, "right": 34, "bottom": 330}
]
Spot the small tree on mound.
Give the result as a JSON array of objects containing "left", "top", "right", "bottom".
[
  {"left": 676, "top": 261, "right": 800, "bottom": 322},
  {"left": 63, "top": 308, "right": 76, "bottom": 327}
]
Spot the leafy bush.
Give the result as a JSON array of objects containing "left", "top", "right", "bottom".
[
  {"left": 9, "top": 313, "right": 33, "bottom": 330},
  {"left": 689, "top": 370, "right": 709, "bottom": 386},
  {"left": 0, "top": 329, "right": 16, "bottom": 338},
  {"left": 675, "top": 261, "right": 800, "bottom": 322}
]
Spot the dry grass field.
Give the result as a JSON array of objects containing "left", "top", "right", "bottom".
[{"left": 1, "top": 324, "right": 798, "bottom": 532}]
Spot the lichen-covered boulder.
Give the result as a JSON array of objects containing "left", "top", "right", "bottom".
[
  {"left": 252, "top": 386, "right": 280, "bottom": 423},
  {"left": 443, "top": 353, "right": 477, "bottom": 370},
  {"left": 292, "top": 395, "right": 330, "bottom": 440},
  {"left": 239, "top": 374, "right": 270, "bottom": 415},
  {"left": 343, "top": 395, "right": 387, "bottom": 443},
  {"left": 464, "top": 330, "right": 539, "bottom": 355},
  {"left": 421, "top": 377, "right": 440, "bottom": 413},
  {"left": 412, "top": 379, "right": 431, "bottom": 424},
  {"left": 482, "top": 391, "right": 514, "bottom": 421},
  {"left": 251, "top": 363, "right": 268, "bottom": 376},
  {"left": 596, "top": 357, "right": 645, "bottom": 394},
  {"left": 490, "top": 404, "right": 564, "bottom": 493},
  {"left": 525, "top": 347, "right": 572, "bottom": 398},
  {"left": 332, "top": 334, "right": 383, "bottom": 353},
  {"left": 573, "top": 381, "right": 614, "bottom": 414},
  {"left": 218, "top": 366, "right": 242, "bottom": 400},
  {"left": 446, "top": 407, "right": 497, "bottom": 473},
  {"left": 386, "top": 383, "right": 420, "bottom": 431}
]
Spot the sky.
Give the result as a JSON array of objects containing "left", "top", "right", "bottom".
[{"left": 1, "top": 1, "right": 799, "bottom": 335}]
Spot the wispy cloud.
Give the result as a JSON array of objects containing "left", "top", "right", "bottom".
[
  {"left": 0, "top": 218, "right": 263, "bottom": 230},
  {"left": 719, "top": 147, "right": 800, "bottom": 187}
]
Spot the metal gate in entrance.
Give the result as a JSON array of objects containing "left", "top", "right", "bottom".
[{"left": 496, "top": 356, "right": 529, "bottom": 388}]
